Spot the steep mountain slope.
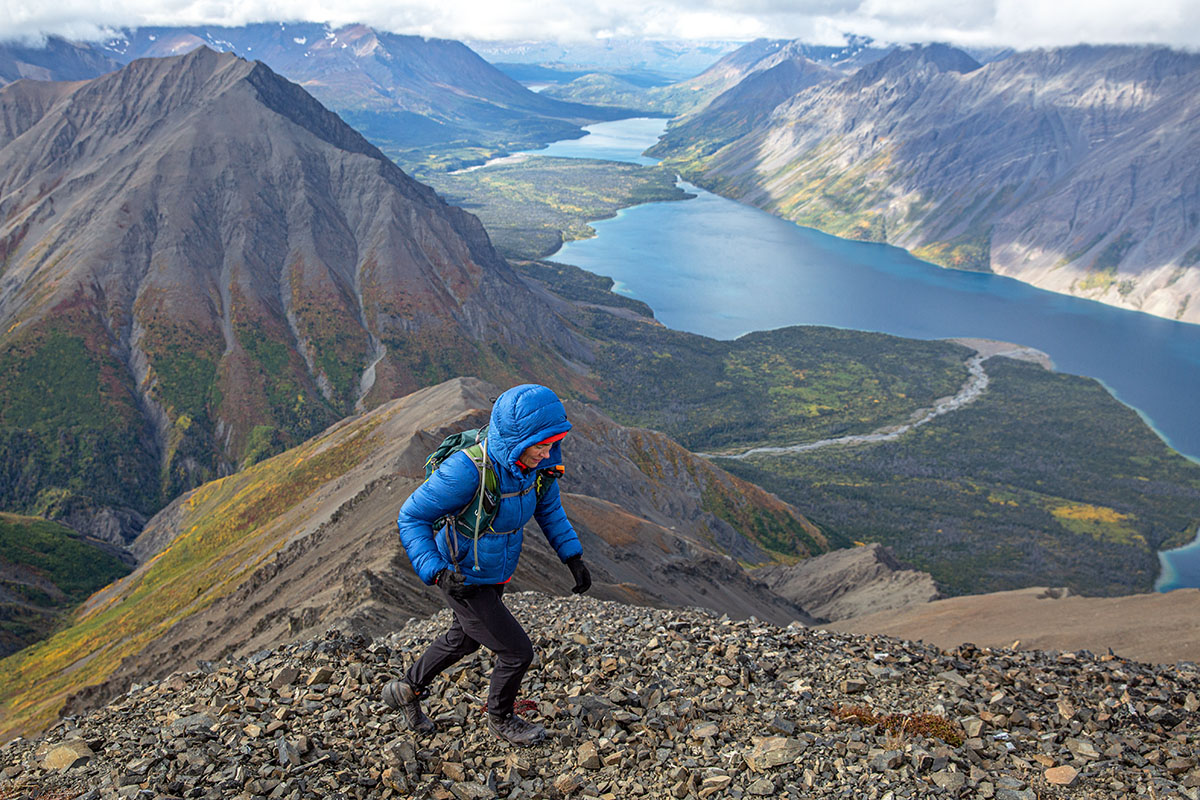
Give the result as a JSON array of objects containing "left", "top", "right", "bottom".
[
  {"left": 659, "top": 44, "right": 1200, "bottom": 323},
  {"left": 650, "top": 55, "right": 837, "bottom": 159},
  {"left": 0, "top": 49, "right": 589, "bottom": 543},
  {"left": 0, "top": 377, "right": 822, "bottom": 740},
  {"left": 0, "top": 36, "right": 120, "bottom": 85},
  {"left": 99, "top": 24, "right": 622, "bottom": 170}
]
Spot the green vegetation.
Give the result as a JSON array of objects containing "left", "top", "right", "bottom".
[
  {"left": 234, "top": 318, "right": 338, "bottom": 460},
  {"left": 913, "top": 230, "right": 993, "bottom": 273},
  {"left": 0, "top": 513, "right": 131, "bottom": 656},
  {"left": 514, "top": 260, "right": 654, "bottom": 317},
  {"left": 1094, "top": 232, "right": 1136, "bottom": 273},
  {"left": 654, "top": 138, "right": 902, "bottom": 247},
  {"left": 133, "top": 302, "right": 225, "bottom": 501},
  {"left": 715, "top": 358, "right": 1200, "bottom": 597},
  {"left": 577, "top": 309, "right": 971, "bottom": 453},
  {"left": 422, "top": 157, "right": 692, "bottom": 259},
  {"left": 700, "top": 479, "right": 823, "bottom": 560},
  {"left": 1077, "top": 266, "right": 1118, "bottom": 292},
  {"left": 0, "top": 320, "right": 159, "bottom": 521},
  {"left": 0, "top": 413, "right": 385, "bottom": 740},
  {"left": 290, "top": 288, "right": 368, "bottom": 410},
  {"left": 342, "top": 108, "right": 588, "bottom": 177}
]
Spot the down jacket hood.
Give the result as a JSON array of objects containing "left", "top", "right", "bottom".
[{"left": 487, "top": 384, "right": 571, "bottom": 477}]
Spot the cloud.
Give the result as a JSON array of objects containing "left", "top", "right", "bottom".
[{"left": 2, "top": 0, "right": 1198, "bottom": 50}]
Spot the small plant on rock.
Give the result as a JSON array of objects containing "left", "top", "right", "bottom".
[{"left": 831, "top": 704, "right": 965, "bottom": 746}]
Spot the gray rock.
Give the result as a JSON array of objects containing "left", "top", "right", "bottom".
[
  {"left": 746, "top": 777, "right": 776, "bottom": 796},
  {"left": 42, "top": 739, "right": 94, "bottom": 770}
]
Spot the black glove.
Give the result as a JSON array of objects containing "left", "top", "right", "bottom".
[
  {"left": 565, "top": 556, "right": 591, "bottom": 595},
  {"left": 436, "top": 568, "right": 473, "bottom": 602}
]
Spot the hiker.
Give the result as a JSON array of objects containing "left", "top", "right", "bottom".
[{"left": 384, "top": 384, "right": 592, "bottom": 745}]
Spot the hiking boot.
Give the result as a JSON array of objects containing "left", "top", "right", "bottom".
[
  {"left": 488, "top": 712, "right": 546, "bottom": 745},
  {"left": 381, "top": 680, "right": 436, "bottom": 734}
]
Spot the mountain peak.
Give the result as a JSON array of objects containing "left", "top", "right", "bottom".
[
  {"left": 854, "top": 42, "right": 982, "bottom": 85},
  {"left": 0, "top": 50, "right": 584, "bottom": 541}
]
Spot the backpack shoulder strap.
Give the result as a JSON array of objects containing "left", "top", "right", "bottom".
[{"left": 535, "top": 464, "right": 565, "bottom": 501}]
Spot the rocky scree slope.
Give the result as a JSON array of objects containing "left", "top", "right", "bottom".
[
  {"left": 755, "top": 543, "right": 940, "bottom": 623},
  {"left": 0, "top": 377, "right": 821, "bottom": 742},
  {"left": 656, "top": 44, "right": 1200, "bottom": 324},
  {"left": 0, "top": 48, "right": 589, "bottom": 543},
  {"left": 3, "top": 593, "right": 1199, "bottom": 800}
]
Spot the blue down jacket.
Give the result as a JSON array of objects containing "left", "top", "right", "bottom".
[{"left": 397, "top": 384, "right": 583, "bottom": 586}]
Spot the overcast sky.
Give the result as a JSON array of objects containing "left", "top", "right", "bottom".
[{"left": 5, "top": 0, "right": 1199, "bottom": 50}]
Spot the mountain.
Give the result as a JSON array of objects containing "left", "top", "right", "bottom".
[
  {"left": 0, "top": 36, "right": 120, "bottom": 85},
  {"left": 540, "top": 38, "right": 847, "bottom": 116},
  {"left": 0, "top": 49, "right": 590, "bottom": 543},
  {"left": 97, "top": 24, "right": 623, "bottom": 170},
  {"left": 650, "top": 55, "right": 838, "bottom": 158},
  {"left": 0, "top": 376, "right": 823, "bottom": 740},
  {"left": 4, "top": 594, "right": 1198, "bottom": 800},
  {"left": 653, "top": 38, "right": 883, "bottom": 115},
  {"left": 655, "top": 44, "right": 1200, "bottom": 324}
]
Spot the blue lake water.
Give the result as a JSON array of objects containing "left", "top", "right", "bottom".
[
  {"left": 522, "top": 117, "right": 1200, "bottom": 588},
  {"left": 520, "top": 117, "right": 666, "bottom": 165}
]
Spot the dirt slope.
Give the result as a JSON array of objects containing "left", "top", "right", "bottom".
[{"left": 831, "top": 586, "right": 1200, "bottom": 665}]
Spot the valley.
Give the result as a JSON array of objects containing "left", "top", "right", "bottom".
[
  {"left": 422, "top": 157, "right": 691, "bottom": 260},
  {"left": 647, "top": 43, "right": 1200, "bottom": 326},
  {"left": 0, "top": 27, "right": 1199, "bottom": 761}
]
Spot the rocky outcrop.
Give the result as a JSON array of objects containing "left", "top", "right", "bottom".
[
  {"left": 664, "top": 43, "right": 1200, "bottom": 324},
  {"left": 755, "top": 543, "right": 940, "bottom": 622},
  {"left": 3, "top": 593, "right": 1198, "bottom": 800}
]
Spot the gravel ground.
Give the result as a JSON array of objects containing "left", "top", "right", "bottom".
[{"left": 3, "top": 592, "right": 1198, "bottom": 800}]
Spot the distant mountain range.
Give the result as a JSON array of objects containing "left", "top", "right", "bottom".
[
  {"left": 465, "top": 37, "right": 746, "bottom": 82},
  {"left": 539, "top": 36, "right": 887, "bottom": 115},
  {"left": 0, "top": 48, "right": 589, "bottom": 542},
  {"left": 0, "top": 36, "right": 121, "bottom": 84},
  {"left": 2, "top": 26, "right": 625, "bottom": 171},
  {"left": 651, "top": 42, "right": 1200, "bottom": 324}
]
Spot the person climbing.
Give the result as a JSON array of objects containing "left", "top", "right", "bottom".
[{"left": 384, "top": 384, "right": 592, "bottom": 745}]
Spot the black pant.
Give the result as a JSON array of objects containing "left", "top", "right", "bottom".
[{"left": 406, "top": 583, "right": 534, "bottom": 717}]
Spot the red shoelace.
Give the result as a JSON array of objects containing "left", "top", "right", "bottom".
[{"left": 481, "top": 698, "right": 538, "bottom": 716}]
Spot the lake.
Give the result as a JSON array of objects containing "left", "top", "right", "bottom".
[{"left": 526, "top": 118, "right": 1200, "bottom": 588}]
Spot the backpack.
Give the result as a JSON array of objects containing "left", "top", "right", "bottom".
[{"left": 424, "top": 426, "right": 564, "bottom": 555}]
